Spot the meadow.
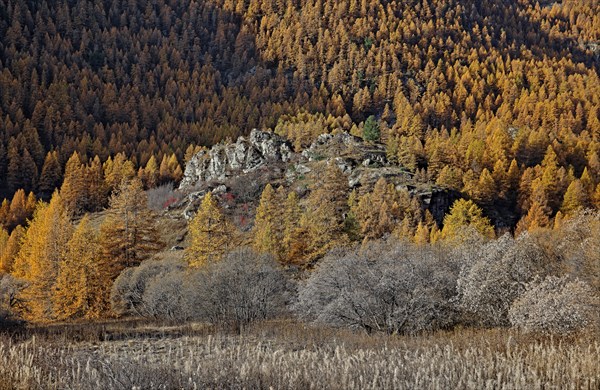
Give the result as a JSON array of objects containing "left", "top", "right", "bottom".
[{"left": 1, "top": 321, "right": 598, "bottom": 390}]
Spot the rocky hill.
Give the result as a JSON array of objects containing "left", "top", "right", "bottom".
[{"left": 178, "top": 130, "right": 458, "bottom": 225}]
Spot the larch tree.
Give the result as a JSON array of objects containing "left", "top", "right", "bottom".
[
  {"left": 0, "top": 225, "right": 25, "bottom": 273},
  {"left": 252, "top": 184, "right": 282, "bottom": 258},
  {"left": 103, "top": 153, "right": 136, "bottom": 193},
  {"left": 474, "top": 168, "right": 497, "bottom": 206},
  {"left": 353, "top": 178, "right": 400, "bottom": 240},
  {"left": 97, "top": 178, "right": 163, "bottom": 313},
  {"left": 6, "top": 189, "right": 29, "bottom": 230},
  {"left": 168, "top": 154, "right": 183, "bottom": 182},
  {"left": 139, "top": 154, "right": 159, "bottom": 189},
  {"left": 441, "top": 199, "right": 495, "bottom": 242},
  {"left": 301, "top": 162, "right": 349, "bottom": 261},
  {"left": 60, "top": 152, "right": 87, "bottom": 216},
  {"left": 12, "top": 192, "right": 73, "bottom": 321},
  {"left": 158, "top": 155, "right": 171, "bottom": 185},
  {"left": 0, "top": 226, "right": 24, "bottom": 274},
  {"left": 515, "top": 201, "right": 551, "bottom": 236},
  {"left": 38, "top": 151, "right": 62, "bottom": 200},
  {"left": 187, "top": 192, "right": 235, "bottom": 268},
  {"left": 282, "top": 190, "right": 304, "bottom": 264},
  {"left": 593, "top": 183, "right": 600, "bottom": 209},
  {"left": 561, "top": 180, "right": 589, "bottom": 215},
  {"left": 86, "top": 155, "right": 108, "bottom": 212},
  {"left": 53, "top": 215, "right": 102, "bottom": 320},
  {"left": 0, "top": 228, "right": 8, "bottom": 272}
]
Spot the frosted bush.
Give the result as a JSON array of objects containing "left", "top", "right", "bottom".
[
  {"left": 509, "top": 276, "right": 599, "bottom": 335},
  {"left": 456, "top": 233, "right": 552, "bottom": 327},
  {"left": 295, "top": 240, "right": 459, "bottom": 334},
  {"left": 182, "top": 248, "right": 293, "bottom": 330},
  {"left": 111, "top": 258, "right": 186, "bottom": 317}
]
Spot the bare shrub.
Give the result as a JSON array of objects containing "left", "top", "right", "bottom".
[
  {"left": 552, "top": 211, "right": 600, "bottom": 292},
  {"left": 0, "top": 274, "right": 23, "bottom": 328},
  {"left": 110, "top": 258, "right": 187, "bottom": 317},
  {"left": 111, "top": 248, "right": 292, "bottom": 328},
  {"left": 456, "top": 233, "right": 554, "bottom": 327},
  {"left": 295, "top": 240, "right": 459, "bottom": 334},
  {"left": 146, "top": 183, "right": 184, "bottom": 211},
  {"left": 183, "top": 248, "right": 293, "bottom": 331},
  {"left": 227, "top": 171, "right": 266, "bottom": 204},
  {"left": 142, "top": 269, "right": 187, "bottom": 320},
  {"left": 509, "top": 276, "right": 600, "bottom": 335}
]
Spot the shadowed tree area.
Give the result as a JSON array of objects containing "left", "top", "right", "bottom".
[{"left": 0, "top": 0, "right": 597, "bottom": 220}]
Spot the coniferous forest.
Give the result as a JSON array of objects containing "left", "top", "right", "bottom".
[{"left": 1, "top": 1, "right": 600, "bottom": 388}]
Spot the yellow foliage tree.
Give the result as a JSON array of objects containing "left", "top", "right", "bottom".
[
  {"left": 252, "top": 184, "right": 282, "bottom": 257},
  {"left": 282, "top": 190, "right": 304, "bottom": 264},
  {"left": 593, "top": 183, "right": 600, "bottom": 209},
  {"left": 53, "top": 215, "right": 102, "bottom": 320},
  {"left": 353, "top": 178, "right": 401, "bottom": 240},
  {"left": 0, "top": 228, "right": 8, "bottom": 272},
  {"left": 515, "top": 201, "right": 551, "bottom": 236},
  {"left": 103, "top": 153, "right": 136, "bottom": 192},
  {"left": 0, "top": 226, "right": 24, "bottom": 274},
  {"left": 441, "top": 199, "right": 495, "bottom": 241},
  {"left": 301, "top": 162, "right": 349, "bottom": 261},
  {"left": 187, "top": 192, "right": 235, "bottom": 267},
  {"left": 98, "top": 178, "right": 163, "bottom": 313},
  {"left": 60, "top": 152, "right": 86, "bottom": 216},
  {"left": 561, "top": 180, "right": 589, "bottom": 215},
  {"left": 12, "top": 192, "right": 73, "bottom": 321}
]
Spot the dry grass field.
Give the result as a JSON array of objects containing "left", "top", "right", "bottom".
[{"left": 1, "top": 321, "right": 598, "bottom": 389}]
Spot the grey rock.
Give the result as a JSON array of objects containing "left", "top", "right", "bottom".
[
  {"left": 333, "top": 157, "right": 355, "bottom": 174},
  {"left": 179, "top": 129, "right": 293, "bottom": 190},
  {"left": 212, "top": 184, "right": 228, "bottom": 194}
]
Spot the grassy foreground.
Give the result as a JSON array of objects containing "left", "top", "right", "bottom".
[{"left": 1, "top": 321, "right": 598, "bottom": 389}]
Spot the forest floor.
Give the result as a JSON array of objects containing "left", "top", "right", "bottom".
[{"left": 1, "top": 320, "right": 598, "bottom": 389}]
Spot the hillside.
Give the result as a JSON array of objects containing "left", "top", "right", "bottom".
[{"left": 1, "top": 0, "right": 599, "bottom": 229}]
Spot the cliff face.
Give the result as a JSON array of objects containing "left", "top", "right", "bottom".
[
  {"left": 179, "top": 129, "right": 458, "bottom": 224},
  {"left": 179, "top": 129, "right": 293, "bottom": 189}
]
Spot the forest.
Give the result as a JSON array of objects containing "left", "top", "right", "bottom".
[
  {"left": 0, "top": 0, "right": 599, "bottom": 225},
  {"left": 1, "top": 0, "right": 600, "bottom": 387}
]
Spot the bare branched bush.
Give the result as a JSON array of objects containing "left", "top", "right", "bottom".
[
  {"left": 295, "top": 240, "right": 459, "bottom": 334},
  {"left": 509, "top": 276, "right": 600, "bottom": 335},
  {"left": 456, "top": 233, "right": 554, "bottom": 327},
  {"left": 0, "top": 274, "right": 23, "bottom": 328},
  {"left": 110, "top": 258, "right": 187, "bottom": 317},
  {"left": 146, "top": 183, "right": 184, "bottom": 211},
  {"left": 142, "top": 269, "right": 187, "bottom": 320},
  {"left": 183, "top": 248, "right": 293, "bottom": 331},
  {"left": 552, "top": 211, "right": 600, "bottom": 292},
  {"left": 111, "top": 248, "right": 292, "bottom": 329}
]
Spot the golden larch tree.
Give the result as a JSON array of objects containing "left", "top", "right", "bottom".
[
  {"left": 60, "top": 152, "right": 86, "bottom": 216},
  {"left": 187, "top": 192, "right": 235, "bottom": 267},
  {"left": 53, "top": 215, "right": 103, "bottom": 320},
  {"left": 12, "top": 192, "right": 73, "bottom": 321},
  {"left": 0, "top": 226, "right": 24, "bottom": 274},
  {"left": 301, "top": 162, "right": 349, "bottom": 261},
  {"left": 252, "top": 184, "right": 284, "bottom": 258},
  {"left": 97, "top": 178, "right": 163, "bottom": 313},
  {"left": 441, "top": 199, "right": 495, "bottom": 242}
]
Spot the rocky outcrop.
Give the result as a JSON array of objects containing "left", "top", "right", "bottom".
[
  {"left": 179, "top": 129, "right": 292, "bottom": 189},
  {"left": 178, "top": 129, "right": 459, "bottom": 225}
]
